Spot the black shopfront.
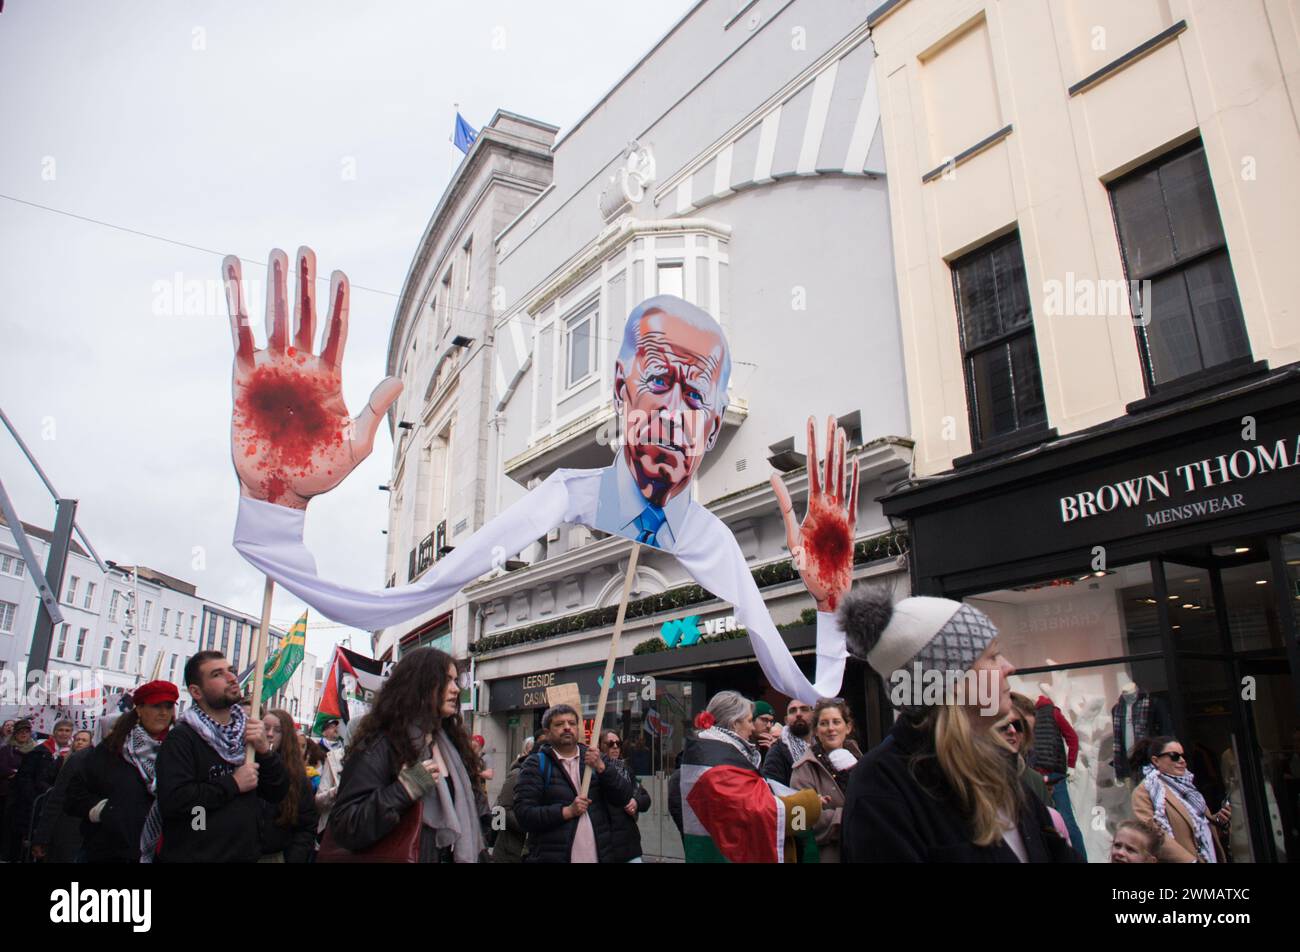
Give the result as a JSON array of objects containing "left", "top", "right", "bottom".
[{"left": 882, "top": 368, "right": 1300, "bottom": 862}]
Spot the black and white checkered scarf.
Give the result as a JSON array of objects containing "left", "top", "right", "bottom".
[
  {"left": 180, "top": 702, "right": 248, "bottom": 765},
  {"left": 123, "top": 725, "right": 164, "bottom": 863}
]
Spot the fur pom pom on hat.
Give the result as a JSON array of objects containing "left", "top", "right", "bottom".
[{"left": 837, "top": 587, "right": 998, "bottom": 693}]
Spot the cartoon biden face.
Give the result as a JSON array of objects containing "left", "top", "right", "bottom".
[{"left": 594, "top": 295, "right": 731, "bottom": 549}]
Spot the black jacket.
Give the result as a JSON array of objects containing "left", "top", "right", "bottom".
[
  {"left": 34, "top": 746, "right": 89, "bottom": 862},
  {"left": 603, "top": 758, "right": 650, "bottom": 862},
  {"left": 761, "top": 737, "right": 798, "bottom": 787},
  {"left": 841, "top": 716, "right": 1083, "bottom": 863},
  {"left": 258, "top": 775, "right": 319, "bottom": 863},
  {"left": 66, "top": 741, "right": 156, "bottom": 863},
  {"left": 491, "top": 758, "right": 528, "bottom": 863},
  {"left": 155, "top": 722, "right": 289, "bottom": 863},
  {"left": 513, "top": 743, "right": 634, "bottom": 863},
  {"left": 329, "top": 736, "right": 489, "bottom": 863},
  {"left": 667, "top": 769, "right": 683, "bottom": 839},
  {"left": 10, "top": 743, "right": 61, "bottom": 846}
]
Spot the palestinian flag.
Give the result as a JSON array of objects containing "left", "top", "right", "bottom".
[
  {"left": 679, "top": 733, "right": 822, "bottom": 863},
  {"left": 311, "top": 645, "right": 388, "bottom": 737},
  {"left": 260, "top": 610, "right": 307, "bottom": 702}
]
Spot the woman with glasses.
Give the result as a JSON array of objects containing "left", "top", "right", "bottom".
[
  {"left": 598, "top": 730, "right": 651, "bottom": 863},
  {"left": 1130, "top": 736, "right": 1230, "bottom": 863},
  {"left": 65, "top": 680, "right": 178, "bottom": 862},
  {"left": 995, "top": 706, "right": 1072, "bottom": 844}
]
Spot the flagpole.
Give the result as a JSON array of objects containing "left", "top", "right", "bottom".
[
  {"left": 245, "top": 577, "right": 275, "bottom": 765},
  {"left": 579, "top": 543, "right": 640, "bottom": 799}
]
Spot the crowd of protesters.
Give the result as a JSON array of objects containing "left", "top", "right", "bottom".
[{"left": 0, "top": 598, "right": 1237, "bottom": 862}]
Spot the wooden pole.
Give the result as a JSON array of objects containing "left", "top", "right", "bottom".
[
  {"left": 579, "top": 543, "right": 640, "bottom": 799},
  {"left": 245, "top": 577, "right": 275, "bottom": 764}
]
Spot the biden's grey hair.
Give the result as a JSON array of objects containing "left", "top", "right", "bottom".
[{"left": 616, "top": 295, "right": 732, "bottom": 408}]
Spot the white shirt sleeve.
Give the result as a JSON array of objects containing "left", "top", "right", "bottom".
[
  {"left": 231, "top": 464, "right": 845, "bottom": 703},
  {"left": 672, "top": 503, "right": 844, "bottom": 704},
  {"left": 231, "top": 470, "right": 578, "bottom": 631}
]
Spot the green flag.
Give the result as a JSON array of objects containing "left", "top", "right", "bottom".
[{"left": 262, "top": 610, "right": 307, "bottom": 703}]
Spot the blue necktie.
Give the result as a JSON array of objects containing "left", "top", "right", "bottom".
[{"left": 634, "top": 505, "right": 666, "bottom": 547}]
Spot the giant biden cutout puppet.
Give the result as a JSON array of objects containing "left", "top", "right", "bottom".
[{"left": 228, "top": 249, "right": 858, "bottom": 702}]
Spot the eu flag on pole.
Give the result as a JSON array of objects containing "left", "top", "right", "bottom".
[{"left": 453, "top": 113, "right": 478, "bottom": 154}]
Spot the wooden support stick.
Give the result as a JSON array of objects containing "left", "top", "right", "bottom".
[
  {"left": 579, "top": 543, "right": 640, "bottom": 798},
  {"left": 245, "top": 577, "right": 275, "bottom": 765}
]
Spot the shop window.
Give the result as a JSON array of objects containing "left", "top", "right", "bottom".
[
  {"left": 1109, "top": 140, "right": 1250, "bottom": 390},
  {"left": 967, "top": 561, "right": 1161, "bottom": 670},
  {"left": 951, "top": 231, "right": 1047, "bottom": 448},
  {"left": 1005, "top": 659, "right": 1171, "bottom": 863}
]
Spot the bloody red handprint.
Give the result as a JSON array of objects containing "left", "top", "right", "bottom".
[
  {"left": 770, "top": 415, "right": 860, "bottom": 612},
  {"left": 223, "top": 247, "right": 402, "bottom": 510}
]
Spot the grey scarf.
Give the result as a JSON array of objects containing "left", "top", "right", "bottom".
[{"left": 408, "top": 726, "right": 483, "bottom": 864}]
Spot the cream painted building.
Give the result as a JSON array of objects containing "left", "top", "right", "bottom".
[
  {"left": 870, "top": 0, "right": 1299, "bottom": 473},
  {"left": 873, "top": 0, "right": 1300, "bottom": 862}
]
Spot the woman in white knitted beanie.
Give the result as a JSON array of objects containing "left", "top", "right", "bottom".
[{"left": 835, "top": 587, "right": 1081, "bottom": 864}]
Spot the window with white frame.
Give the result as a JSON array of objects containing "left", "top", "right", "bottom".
[
  {"left": 168, "top": 654, "right": 178, "bottom": 681},
  {"left": 117, "top": 640, "right": 129, "bottom": 669},
  {"left": 108, "top": 591, "right": 121, "bottom": 622},
  {"left": 440, "top": 270, "right": 453, "bottom": 336},
  {"left": 0, "top": 554, "right": 26, "bottom": 578},
  {"left": 565, "top": 303, "right": 598, "bottom": 388},
  {"left": 0, "top": 600, "right": 16, "bottom": 633},
  {"left": 57, "top": 623, "right": 70, "bottom": 658},
  {"left": 101, "top": 637, "right": 113, "bottom": 667},
  {"left": 65, "top": 575, "right": 79, "bottom": 605},
  {"left": 137, "top": 644, "right": 146, "bottom": 670},
  {"left": 76, "top": 629, "right": 87, "bottom": 663},
  {"left": 83, "top": 581, "right": 96, "bottom": 610},
  {"left": 658, "top": 262, "right": 684, "bottom": 298},
  {"left": 189, "top": 615, "right": 196, "bottom": 640},
  {"left": 161, "top": 607, "right": 170, "bottom": 633},
  {"left": 463, "top": 238, "right": 473, "bottom": 298},
  {"left": 142, "top": 600, "right": 153, "bottom": 630},
  {"left": 176, "top": 613, "right": 183, "bottom": 637}
]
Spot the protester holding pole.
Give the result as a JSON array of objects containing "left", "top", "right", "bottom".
[{"left": 155, "top": 652, "right": 287, "bottom": 863}]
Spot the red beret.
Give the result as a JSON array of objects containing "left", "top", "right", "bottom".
[
  {"left": 472, "top": 735, "right": 485, "bottom": 747},
  {"left": 132, "top": 680, "right": 179, "bottom": 706}
]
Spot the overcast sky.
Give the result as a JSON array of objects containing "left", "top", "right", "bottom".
[{"left": 0, "top": 0, "right": 697, "bottom": 664}]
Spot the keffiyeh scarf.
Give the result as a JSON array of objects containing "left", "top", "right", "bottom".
[
  {"left": 780, "top": 726, "right": 810, "bottom": 765},
  {"left": 124, "top": 725, "right": 165, "bottom": 863},
  {"left": 181, "top": 702, "right": 248, "bottom": 765},
  {"left": 1141, "top": 764, "right": 1215, "bottom": 862},
  {"left": 699, "top": 726, "right": 761, "bottom": 767}
]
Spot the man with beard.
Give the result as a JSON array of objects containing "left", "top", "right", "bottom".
[
  {"left": 155, "top": 651, "right": 288, "bottom": 862},
  {"left": 762, "top": 699, "right": 815, "bottom": 787},
  {"left": 513, "top": 705, "right": 633, "bottom": 863}
]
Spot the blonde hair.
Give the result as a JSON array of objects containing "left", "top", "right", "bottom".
[{"left": 921, "top": 704, "right": 1023, "bottom": 848}]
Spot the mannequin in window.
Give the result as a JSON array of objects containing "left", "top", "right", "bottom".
[
  {"left": 1111, "top": 682, "right": 1173, "bottom": 784},
  {"left": 1031, "top": 685, "right": 1086, "bottom": 856}
]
